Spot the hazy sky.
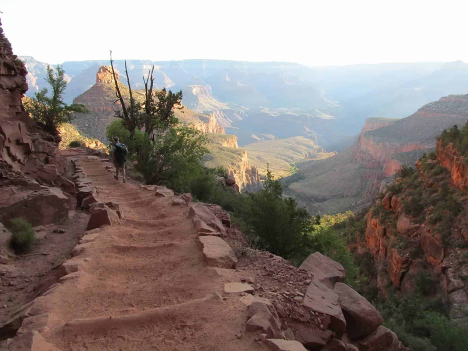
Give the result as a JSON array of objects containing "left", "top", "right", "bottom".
[{"left": 2, "top": 0, "right": 468, "bottom": 66}]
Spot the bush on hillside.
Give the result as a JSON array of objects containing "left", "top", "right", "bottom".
[
  {"left": 8, "top": 218, "right": 36, "bottom": 254},
  {"left": 68, "top": 140, "right": 84, "bottom": 148}
]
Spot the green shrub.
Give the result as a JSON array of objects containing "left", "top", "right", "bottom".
[
  {"left": 134, "top": 126, "right": 208, "bottom": 187},
  {"left": 68, "top": 140, "right": 84, "bottom": 148},
  {"left": 8, "top": 218, "right": 36, "bottom": 254},
  {"left": 398, "top": 165, "right": 416, "bottom": 179}
]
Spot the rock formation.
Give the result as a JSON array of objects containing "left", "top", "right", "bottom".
[
  {"left": 0, "top": 20, "right": 74, "bottom": 226},
  {"left": 359, "top": 137, "right": 468, "bottom": 321}
]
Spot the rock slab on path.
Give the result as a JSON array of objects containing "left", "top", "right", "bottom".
[
  {"left": 334, "top": 282, "right": 383, "bottom": 339},
  {"left": 197, "top": 236, "right": 237, "bottom": 268},
  {"left": 266, "top": 339, "right": 308, "bottom": 351},
  {"left": 299, "top": 252, "right": 345, "bottom": 287}
]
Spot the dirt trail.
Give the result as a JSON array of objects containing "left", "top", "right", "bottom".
[{"left": 37, "top": 155, "right": 267, "bottom": 350}]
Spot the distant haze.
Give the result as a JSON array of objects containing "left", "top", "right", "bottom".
[{"left": 2, "top": 0, "right": 468, "bottom": 66}]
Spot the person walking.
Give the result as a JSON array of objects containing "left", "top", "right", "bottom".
[{"left": 111, "top": 136, "right": 128, "bottom": 183}]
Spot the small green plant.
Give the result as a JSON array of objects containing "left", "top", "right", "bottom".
[
  {"left": 8, "top": 218, "right": 36, "bottom": 254},
  {"left": 68, "top": 140, "right": 84, "bottom": 148}
]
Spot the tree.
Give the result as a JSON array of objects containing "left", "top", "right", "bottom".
[
  {"left": 245, "top": 169, "right": 313, "bottom": 259},
  {"left": 24, "top": 65, "right": 88, "bottom": 133},
  {"left": 109, "top": 52, "right": 183, "bottom": 138}
]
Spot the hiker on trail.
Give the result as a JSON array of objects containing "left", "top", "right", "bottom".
[{"left": 111, "top": 136, "right": 128, "bottom": 183}]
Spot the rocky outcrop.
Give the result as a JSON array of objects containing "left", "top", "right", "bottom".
[
  {"left": 437, "top": 139, "right": 468, "bottom": 190},
  {"left": 0, "top": 20, "right": 75, "bottom": 229},
  {"left": 361, "top": 138, "right": 468, "bottom": 321}
]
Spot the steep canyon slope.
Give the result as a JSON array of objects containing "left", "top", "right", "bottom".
[
  {"left": 285, "top": 95, "right": 468, "bottom": 215},
  {"left": 359, "top": 137, "right": 468, "bottom": 322}
]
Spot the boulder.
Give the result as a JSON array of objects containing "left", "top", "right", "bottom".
[
  {"left": 333, "top": 282, "right": 383, "bottom": 339},
  {"left": 55, "top": 175, "right": 75, "bottom": 194},
  {"left": 0, "top": 186, "right": 69, "bottom": 226},
  {"left": 205, "top": 204, "right": 231, "bottom": 227},
  {"left": 81, "top": 194, "right": 98, "bottom": 209},
  {"left": 76, "top": 186, "right": 94, "bottom": 206},
  {"left": 303, "top": 280, "right": 346, "bottom": 333},
  {"left": 86, "top": 205, "right": 119, "bottom": 230},
  {"left": 248, "top": 300, "right": 276, "bottom": 318},
  {"left": 197, "top": 236, "right": 237, "bottom": 268},
  {"left": 7, "top": 330, "right": 60, "bottom": 351},
  {"left": 36, "top": 164, "right": 58, "bottom": 184},
  {"left": 189, "top": 203, "right": 226, "bottom": 236},
  {"left": 246, "top": 310, "right": 283, "bottom": 339},
  {"left": 154, "top": 186, "right": 174, "bottom": 197},
  {"left": 172, "top": 198, "right": 186, "bottom": 206},
  {"left": 265, "top": 339, "right": 308, "bottom": 351},
  {"left": 299, "top": 252, "right": 345, "bottom": 287},
  {"left": 294, "top": 328, "right": 333, "bottom": 349},
  {"left": 352, "top": 326, "right": 400, "bottom": 351},
  {"left": 105, "top": 202, "right": 124, "bottom": 219}
]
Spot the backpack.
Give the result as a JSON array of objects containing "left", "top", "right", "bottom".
[{"left": 114, "top": 143, "right": 128, "bottom": 164}]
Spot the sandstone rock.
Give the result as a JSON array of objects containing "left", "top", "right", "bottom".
[
  {"left": 265, "top": 339, "right": 308, "bottom": 351},
  {"left": 352, "top": 326, "right": 400, "bottom": 351},
  {"left": 334, "top": 282, "right": 383, "bottom": 339},
  {"left": 299, "top": 252, "right": 345, "bottom": 287},
  {"left": 396, "top": 213, "right": 419, "bottom": 236},
  {"left": 246, "top": 312, "right": 283, "bottom": 339},
  {"left": 76, "top": 186, "right": 94, "bottom": 205},
  {"left": 181, "top": 193, "right": 192, "bottom": 204},
  {"left": 224, "top": 282, "right": 254, "bottom": 294},
  {"left": 172, "top": 198, "right": 186, "bottom": 206},
  {"left": 105, "top": 202, "right": 124, "bottom": 219},
  {"left": 154, "top": 186, "right": 174, "bottom": 197},
  {"left": 303, "top": 280, "right": 346, "bottom": 333},
  {"left": 294, "top": 328, "right": 333, "bottom": 349},
  {"left": 55, "top": 175, "right": 75, "bottom": 194},
  {"left": 448, "top": 289, "right": 468, "bottom": 319},
  {"left": 420, "top": 228, "right": 444, "bottom": 265},
  {"left": 81, "top": 194, "right": 98, "bottom": 209},
  {"left": 0, "top": 186, "right": 69, "bottom": 226},
  {"left": 86, "top": 206, "right": 119, "bottom": 230},
  {"left": 197, "top": 236, "right": 237, "bottom": 268},
  {"left": 189, "top": 203, "right": 226, "bottom": 236},
  {"left": 7, "top": 330, "right": 60, "bottom": 351},
  {"left": 248, "top": 300, "right": 276, "bottom": 318},
  {"left": 0, "top": 300, "right": 34, "bottom": 339},
  {"left": 382, "top": 192, "right": 392, "bottom": 210},
  {"left": 205, "top": 204, "right": 231, "bottom": 227},
  {"left": 386, "top": 248, "right": 411, "bottom": 288},
  {"left": 390, "top": 195, "right": 401, "bottom": 213},
  {"left": 36, "top": 164, "right": 58, "bottom": 184}
]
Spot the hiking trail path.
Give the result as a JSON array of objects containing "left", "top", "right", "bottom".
[{"left": 33, "top": 152, "right": 267, "bottom": 351}]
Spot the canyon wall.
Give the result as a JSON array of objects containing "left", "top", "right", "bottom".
[
  {"left": 0, "top": 20, "right": 73, "bottom": 227},
  {"left": 360, "top": 143, "right": 468, "bottom": 320}
]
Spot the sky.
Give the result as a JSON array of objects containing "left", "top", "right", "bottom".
[{"left": 2, "top": 0, "right": 468, "bottom": 67}]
